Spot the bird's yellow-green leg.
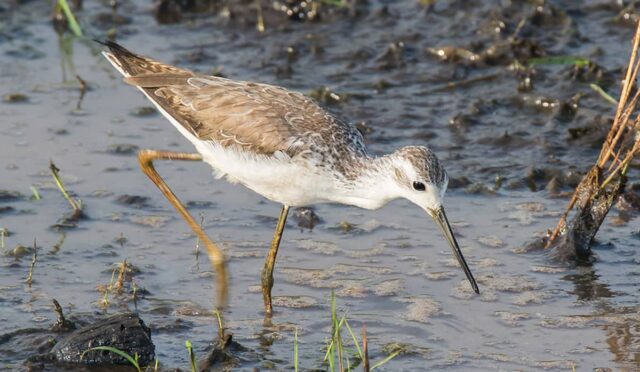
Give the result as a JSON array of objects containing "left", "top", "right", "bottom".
[
  {"left": 262, "top": 205, "right": 290, "bottom": 317},
  {"left": 137, "top": 149, "right": 228, "bottom": 308}
]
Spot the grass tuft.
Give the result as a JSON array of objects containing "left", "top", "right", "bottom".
[{"left": 316, "top": 291, "right": 398, "bottom": 371}]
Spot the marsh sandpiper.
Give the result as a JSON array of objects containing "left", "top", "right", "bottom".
[{"left": 100, "top": 41, "right": 479, "bottom": 316}]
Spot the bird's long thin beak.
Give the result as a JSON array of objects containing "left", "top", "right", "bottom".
[{"left": 431, "top": 206, "right": 479, "bottom": 294}]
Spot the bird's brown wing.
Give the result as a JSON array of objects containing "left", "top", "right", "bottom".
[{"left": 102, "top": 41, "right": 365, "bottom": 157}]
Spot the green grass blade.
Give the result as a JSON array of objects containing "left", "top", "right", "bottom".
[
  {"left": 344, "top": 320, "right": 363, "bottom": 360},
  {"left": 370, "top": 350, "right": 401, "bottom": 371},
  {"left": 323, "top": 312, "right": 348, "bottom": 361},
  {"left": 327, "top": 339, "right": 335, "bottom": 371},
  {"left": 331, "top": 290, "right": 337, "bottom": 331},
  {"left": 185, "top": 340, "right": 197, "bottom": 372},
  {"left": 324, "top": 337, "right": 333, "bottom": 361},
  {"left": 319, "top": 0, "right": 347, "bottom": 7},
  {"left": 30, "top": 186, "right": 41, "bottom": 200},
  {"left": 81, "top": 346, "right": 141, "bottom": 372},
  {"left": 590, "top": 83, "right": 618, "bottom": 105},
  {"left": 528, "top": 56, "right": 589, "bottom": 67},
  {"left": 49, "top": 161, "right": 81, "bottom": 212},
  {"left": 57, "top": 0, "right": 83, "bottom": 37},
  {"left": 214, "top": 308, "right": 224, "bottom": 342},
  {"left": 345, "top": 349, "right": 351, "bottom": 372}
]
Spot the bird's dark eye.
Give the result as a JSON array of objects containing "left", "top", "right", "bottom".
[{"left": 412, "top": 181, "right": 425, "bottom": 191}]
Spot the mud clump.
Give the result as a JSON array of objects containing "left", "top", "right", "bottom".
[
  {"left": 116, "top": 194, "right": 150, "bottom": 208},
  {"left": 107, "top": 144, "right": 139, "bottom": 155},
  {"left": 293, "top": 206, "right": 321, "bottom": 230},
  {"left": 3, "top": 93, "right": 29, "bottom": 103},
  {"left": 50, "top": 313, "right": 155, "bottom": 365}
]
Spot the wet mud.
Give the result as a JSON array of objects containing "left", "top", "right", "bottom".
[{"left": 1, "top": 0, "right": 640, "bottom": 370}]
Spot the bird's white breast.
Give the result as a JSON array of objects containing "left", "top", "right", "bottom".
[{"left": 194, "top": 140, "right": 334, "bottom": 207}]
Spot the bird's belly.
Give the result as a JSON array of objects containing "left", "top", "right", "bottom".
[{"left": 195, "top": 141, "right": 327, "bottom": 206}]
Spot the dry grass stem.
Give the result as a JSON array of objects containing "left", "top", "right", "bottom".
[
  {"left": 49, "top": 161, "right": 82, "bottom": 213},
  {"left": 546, "top": 21, "right": 640, "bottom": 248},
  {"left": 75, "top": 74, "right": 87, "bottom": 110},
  {"left": 114, "top": 259, "right": 127, "bottom": 291},
  {"left": 26, "top": 239, "right": 37, "bottom": 286}
]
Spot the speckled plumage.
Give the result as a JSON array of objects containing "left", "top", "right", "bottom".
[
  {"left": 101, "top": 41, "right": 448, "bottom": 209},
  {"left": 102, "top": 42, "right": 364, "bottom": 165}
]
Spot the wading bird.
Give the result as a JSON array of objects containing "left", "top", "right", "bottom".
[{"left": 100, "top": 41, "right": 479, "bottom": 316}]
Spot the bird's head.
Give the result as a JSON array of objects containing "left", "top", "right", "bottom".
[{"left": 391, "top": 146, "right": 479, "bottom": 294}]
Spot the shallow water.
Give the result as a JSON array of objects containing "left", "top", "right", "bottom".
[{"left": 1, "top": 0, "right": 639, "bottom": 370}]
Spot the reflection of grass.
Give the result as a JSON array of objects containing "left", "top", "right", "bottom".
[
  {"left": 255, "top": 0, "right": 265, "bottom": 32},
  {"left": 56, "top": 0, "right": 83, "bottom": 37}
]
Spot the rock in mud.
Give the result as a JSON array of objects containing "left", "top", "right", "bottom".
[
  {"left": 50, "top": 313, "right": 155, "bottom": 365},
  {"left": 129, "top": 106, "right": 158, "bottom": 117},
  {"left": 0, "top": 206, "right": 15, "bottom": 214},
  {"left": 293, "top": 207, "right": 321, "bottom": 230},
  {"left": 0, "top": 190, "right": 23, "bottom": 201},
  {"left": 107, "top": 143, "right": 139, "bottom": 155},
  {"left": 116, "top": 194, "right": 150, "bottom": 208}
]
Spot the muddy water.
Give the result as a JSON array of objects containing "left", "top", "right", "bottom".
[{"left": 1, "top": 0, "right": 639, "bottom": 370}]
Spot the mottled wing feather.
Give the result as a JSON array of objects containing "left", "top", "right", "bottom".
[{"left": 103, "top": 41, "right": 366, "bottom": 158}]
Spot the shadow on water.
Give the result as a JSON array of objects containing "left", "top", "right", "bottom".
[{"left": 562, "top": 265, "right": 615, "bottom": 302}]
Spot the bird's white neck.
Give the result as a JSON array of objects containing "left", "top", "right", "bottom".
[{"left": 327, "top": 154, "right": 402, "bottom": 210}]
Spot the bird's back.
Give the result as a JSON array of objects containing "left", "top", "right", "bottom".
[{"left": 101, "top": 42, "right": 366, "bottom": 165}]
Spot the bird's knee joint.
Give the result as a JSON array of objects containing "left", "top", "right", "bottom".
[{"left": 261, "top": 272, "right": 273, "bottom": 289}]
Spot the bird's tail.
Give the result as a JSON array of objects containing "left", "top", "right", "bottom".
[{"left": 97, "top": 40, "right": 191, "bottom": 79}]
